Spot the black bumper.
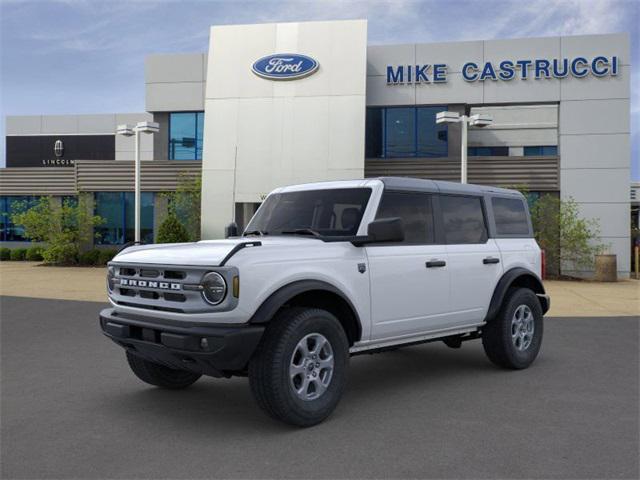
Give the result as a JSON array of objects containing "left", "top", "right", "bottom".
[
  {"left": 99, "top": 308, "right": 264, "bottom": 377},
  {"left": 537, "top": 293, "right": 551, "bottom": 315}
]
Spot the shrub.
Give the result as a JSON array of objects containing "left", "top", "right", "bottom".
[
  {"left": 25, "top": 246, "right": 44, "bottom": 261},
  {"left": 79, "top": 249, "right": 101, "bottom": 266},
  {"left": 97, "top": 249, "right": 118, "bottom": 266},
  {"left": 11, "top": 196, "right": 104, "bottom": 265},
  {"left": 157, "top": 213, "right": 190, "bottom": 244},
  {"left": 42, "top": 243, "right": 79, "bottom": 265},
  {"left": 162, "top": 173, "right": 201, "bottom": 241},
  {"left": 10, "top": 248, "right": 27, "bottom": 261},
  {"left": 0, "top": 248, "right": 11, "bottom": 261}
]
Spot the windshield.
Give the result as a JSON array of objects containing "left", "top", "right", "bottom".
[{"left": 245, "top": 188, "right": 372, "bottom": 237}]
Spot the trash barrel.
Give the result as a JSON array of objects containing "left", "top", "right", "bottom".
[{"left": 594, "top": 254, "right": 617, "bottom": 282}]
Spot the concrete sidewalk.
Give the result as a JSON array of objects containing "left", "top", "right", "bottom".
[{"left": 0, "top": 261, "right": 637, "bottom": 317}]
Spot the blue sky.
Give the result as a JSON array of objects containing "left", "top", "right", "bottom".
[{"left": 1, "top": 0, "right": 638, "bottom": 178}]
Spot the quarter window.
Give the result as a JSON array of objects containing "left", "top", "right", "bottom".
[
  {"left": 492, "top": 197, "right": 530, "bottom": 235},
  {"left": 375, "top": 191, "right": 435, "bottom": 244},
  {"left": 440, "top": 195, "right": 487, "bottom": 244}
]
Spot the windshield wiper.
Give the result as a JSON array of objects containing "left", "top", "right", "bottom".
[
  {"left": 244, "top": 230, "right": 268, "bottom": 236},
  {"left": 280, "top": 228, "right": 322, "bottom": 238}
]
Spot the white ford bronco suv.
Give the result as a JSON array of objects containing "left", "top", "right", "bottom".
[{"left": 100, "top": 177, "right": 549, "bottom": 426}]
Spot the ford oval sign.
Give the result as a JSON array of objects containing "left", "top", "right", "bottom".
[{"left": 252, "top": 53, "right": 319, "bottom": 80}]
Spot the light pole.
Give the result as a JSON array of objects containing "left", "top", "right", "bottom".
[
  {"left": 436, "top": 111, "right": 492, "bottom": 184},
  {"left": 116, "top": 121, "right": 159, "bottom": 243}
]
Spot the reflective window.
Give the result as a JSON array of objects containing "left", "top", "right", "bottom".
[
  {"left": 245, "top": 188, "right": 371, "bottom": 237},
  {"left": 468, "top": 146, "right": 509, "bottom": 156},
  {"left": 440, "top": 195, "right": 487, "bottom": 244},
  {"left": 0, "top": 196, "right": 40, "bottom": 242},
  {"left": 95, "top": 192, "right": 154, "bottom": 245},
  {"left": 524, "top": 146, "right": 558, "bottom": 156},
  {"left": 365, "top": 106, "right": 448, "bottom": 158},
  {"left": 492, "top": 197, "right": 530, "bottom": 235},
  {"left": 375, "top": 191, "right": 434, "bottom": 244},
  {"left": 169, "top": 112, "right": 204, "bottom": 160}
]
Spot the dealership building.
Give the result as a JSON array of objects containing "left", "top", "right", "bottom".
[{"left": 0, "top": 20, "right": 632, "bottom": 276}]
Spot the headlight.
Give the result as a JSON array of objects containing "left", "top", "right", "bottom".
[
  {"left": 107, "top": 266, "right": 115, "bottom": 293},
  {"left": 201, "top": 271, "right": 227, "bottom": 305}
]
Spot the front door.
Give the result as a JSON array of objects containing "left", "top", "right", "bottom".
[{"left": 366, "top": 191, "right": 451, "bottom": 341}]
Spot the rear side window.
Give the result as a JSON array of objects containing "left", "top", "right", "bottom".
[
  {"left": 492, "top": 197, "right": 530, "bottom": 235},
  {"left": 375, "top": 191, "right": 435, "bottom": 244},
  {"left": 440, "top": 195, "right": 487, "bottom": 244}
]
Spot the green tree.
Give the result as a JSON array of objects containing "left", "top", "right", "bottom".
[
  {"left": 11, "top": 197, "right": 104, "bottom": 265},
  {"left": 163, "top": 173, "right": 201, "bottom": 241},
  {"left": 157, "top": 213, "right": 190, "bottom": 243},
  {"left": 529, "top": 195, "right": 605, "bottom": 276}
]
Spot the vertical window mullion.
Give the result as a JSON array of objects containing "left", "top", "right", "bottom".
[{"left": 382, "top": 108, "right": 387, "bottom": 158}]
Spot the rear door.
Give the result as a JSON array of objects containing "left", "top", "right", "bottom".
[
  {"left": 439, "top": 194, "right": 503, "bottom": 325},
  {"left": 366, "top": 191, "right": 451, "bottom": 341}
]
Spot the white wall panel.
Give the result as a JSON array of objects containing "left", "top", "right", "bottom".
[
  {"left": 560, "top": 134, "right": 629, "bottom": 169},
  {"left": 201, "top": 20, "right": 367, "bottom": 239},
  {"left": 560, "top": 99, "right": 629, "bottom": 135},
  {"left": 146, "top": 82, "right": 205, "bottom": 112},
  {"left": 560, "top": 168, "right": 629, "bottom": 203}
]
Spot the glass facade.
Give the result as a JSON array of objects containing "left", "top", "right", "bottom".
[
  {"left": 468, "top": 146, "right": 509, "bottom": 156},
  {"left": 524, "top": 146, "right": 558, "bottom": 156},
  {"left": 0, "top": 196, "right": 39, "bottom": 242},
  {"left": 95, "top": 192, "right": 154, "bottom": 245},
  {"left": 169, "top": 112, "right": 204, "bottom": 160},
  {"left": 366, "top": 106, "right": 448, "bottom": 158}
]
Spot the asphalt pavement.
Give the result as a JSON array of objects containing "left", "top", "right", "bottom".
[{"left": 1, "top": 296, "right": 638, "bottom": 479}]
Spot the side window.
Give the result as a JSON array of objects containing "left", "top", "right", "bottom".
[
  {"left": 492, "top": 197, "right": 530, "bottom": 235},
  {"left": 440, "top": 195, "right": 487, "bottom": 244},
  {"left": 375, "top": 191, "right": 434, "bottom": 244}
]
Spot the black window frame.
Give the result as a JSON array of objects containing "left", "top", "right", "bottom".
[{"left": 437, "top": 193, "right": 489, "bottom": 245}]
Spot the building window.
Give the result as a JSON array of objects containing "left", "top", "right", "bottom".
[
  {"left": 169, "top": 112, "right": 204, "bottom": 160},
  {"left": 365, "top": 106, "right": 448, "bottom": 158},
  {"left": 0, "top": 196, "right": 40, "bottom": 242},
  {"left": 468, "top": 146, "right": 509, "bottom": 156},
  {"left": 524, "top": 146, "right": 558, "bottom": 156},
  {"left": 95, "top": 192, "right": 154, "bottom": 245}
]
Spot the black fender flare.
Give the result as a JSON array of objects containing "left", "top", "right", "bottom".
[
  {"left": 484, "top": 268, "right": 548, "bottom": 322},
  {"left": 248, "top": 279, "right": 362, "bottom": 341}
]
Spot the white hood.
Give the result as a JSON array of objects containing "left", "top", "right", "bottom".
[{"left": 112, "top": 236, "right": 321, "bottom": 266}]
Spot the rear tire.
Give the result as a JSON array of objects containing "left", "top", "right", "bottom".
[
  {"left": 249, "top": 307, "right": 349, "bottom": 427},
  {"left": 126, "top": 351, "right": 201, "bottom": 389},
  {"left": 482, "top": 287, "right": 543, "bottom": 369}
]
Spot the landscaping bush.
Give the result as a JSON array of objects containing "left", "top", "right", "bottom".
[
  {"left": 25, "top": 246, "right": 44, "bottom": 261},
  {"left": 11, "top": 196, "right": 104, "bottom": 265},
  {"left": 97, "top": 249, "right": 118, "bottom": 266},
  {"left": 0, "top": 248, "right": 11, "bottom": 261},
  {"left": 157, "top": 213, "right": 190, "bottom": 243},
  {"left": 79, "top": 249, "right": 101, "bottom": 266},
  {"left": 10, "top": 248, "right": 27, "bottom": 261}
]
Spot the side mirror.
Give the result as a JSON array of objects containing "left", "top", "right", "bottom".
[
  {"left": 351, "top": 217, "right": 404, "bottom": 246},
  {"left": 225, "top": 222, "right": 239, "bottom": 238}
]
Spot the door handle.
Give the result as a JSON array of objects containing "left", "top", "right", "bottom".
[
  {"left": 483, "top": 257, "right": 500, "bottom": 264},
  {"left": 426, "top": 260, "right": 446, "bottom": 268}
]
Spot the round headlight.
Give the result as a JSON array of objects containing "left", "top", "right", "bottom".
[
  {"left": 107, "top": 266, "right": 115, "bottom": 293},
  {"left": 201, "top": 272, "right": 227, "bottom": 305}
]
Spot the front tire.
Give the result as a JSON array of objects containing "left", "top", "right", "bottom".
[
  {"left": 126, "top": 351, "right": 201, "bottom": 389},
  {"left": 249, "top": 307, "right": 349, "bottom": 427},
  {"left": 482, "top": 287, "right": 543, "bottom": 369}
]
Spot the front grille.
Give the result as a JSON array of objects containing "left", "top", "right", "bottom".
[
  {"left": 110, "top": 264, "right": 205, "bottom": 313},
  {"left": 109, "top": 262, "right": 238, "bottom": 314}
]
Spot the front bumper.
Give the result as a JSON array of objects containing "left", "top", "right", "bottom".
[{"left": 99, "top": 308, "right": 264, "bottom": 377}]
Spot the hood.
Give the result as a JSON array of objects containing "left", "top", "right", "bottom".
[{"left": 112, "top": 236, "right": 322, "bottom": 267}]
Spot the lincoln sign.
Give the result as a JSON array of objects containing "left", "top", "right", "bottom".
[{"left": 386, "top": 55, "right": 620, "bottom": 84}]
